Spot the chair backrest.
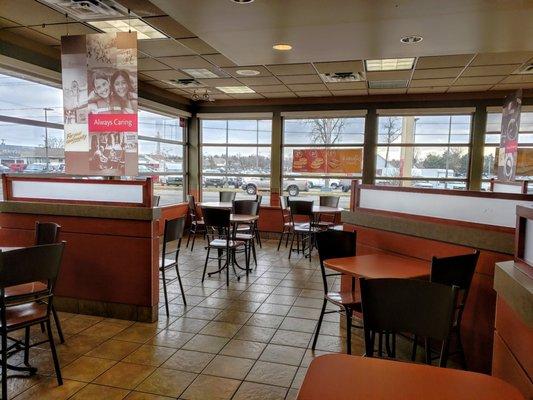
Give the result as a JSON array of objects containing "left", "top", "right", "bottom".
[
  {"left": 255, "top": 195, "right": 263, "bottom": 215},
  {"left": 163, "top": 217, "right": 186, "bottom": 244},
  {"left": 219, "top": 191, "right": 236, "bottom": 202},
  {"left": 35, "top": 222, "right": 61, "bottom": 245},
  {"left": 233, "top": 199, "right": 259, "bottom": 216},
  {"left": 0, "top": 243, "right": 65, "bottom": 291},
  {"left": 316, "top": 230, "right": 357, "bottom": 292},
  {"left": 202, "top": 207, "right": 231, "bottom": 229},
  {"left": 360, "top": 278, "right": 457, "bottom": 357},
  {"left": 187, "top": 195, "right": 199, "bottom": 221},
  {"left": 279, "top": 195, "right": 289, "bottom": 210},
  {"left": 319, "top": 195, "right": 340, "bottom": 208},
  {"left": 289, "top": 200, "right": 314, "bottom": 217},
  {"left": 153, "top": 195, "right": 161, "bottom": 207}
]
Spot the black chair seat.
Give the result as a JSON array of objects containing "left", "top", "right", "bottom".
[
  {"left": 294, "top": 224, "right": 321, "bottom": 233},
  {"left": 209, "top": 239, "right": 245, "bottom": 248},
  {"left": 326, "top": 291, "right": 362, "bottom": 309},
  {"left": 192, "top": 219, "right": 205, "bottom": 226}
]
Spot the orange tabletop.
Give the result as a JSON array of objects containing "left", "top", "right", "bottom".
[
  {"left": 324, "top": 253, "right": 430, "bottom": 279},
  {"left": 297, "top": 354, "right": 524, "bottom": 400}
]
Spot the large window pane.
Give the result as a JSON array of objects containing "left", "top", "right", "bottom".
[
  {"left": 284, "top": 117, "right": 364, "bottom": 145},
  {"left": 138, "top": 109, "right": 183, "bottom": 141}
]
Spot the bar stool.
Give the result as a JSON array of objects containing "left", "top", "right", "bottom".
[{"left": 160, "top": 217, "right": 187, "bottom": 317}]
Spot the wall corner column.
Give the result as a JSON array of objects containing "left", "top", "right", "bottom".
[
  {"left": 270, "top": 111, "right": 282, "bottom": 206},
  {"left": 469, "top": 105, "right": 487, "bottom": 191},
  {"left": 187, "top": 116, "right": 201, "bottom": 200},
  {"left": 362, "top": 108, "right": 377, "bottom": 184}
]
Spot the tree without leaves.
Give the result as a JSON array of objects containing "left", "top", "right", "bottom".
[
  {"left": 306, "top": 118, "right": 345, "bottom": 145},
  {"left": 381, "top": 117, "right": 402, "bottom": 170}
]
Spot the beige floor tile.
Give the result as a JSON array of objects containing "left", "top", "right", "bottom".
[
  {"left": 81, "top": 321, "right": 128, "bottom": 339},
  {"left": 180, "top": 374, "right": 240, "bottom": 400},
  {"left": 279, "top": 317, "right": 318, "bottom": 333},
  {"left": 69, "top": 384, "right": 129, "bottom": 400},
  {"left": 184, "top": 307, "right": 221, "bottom": 320},
  {"left": 291, "top": 367, "right": 308, "bottom": 389},
  {"left": 203, "top": 355, "right": 255, "bottom": 379},
  {"left": 259, "top": 344, "right": 306, "bottom": 366},
  {"left": 94, "top": 362, "right": 155, "bottom": 389},
  {"left": 285, "top": 388, "right": 299, "bottom": 400},
  {"left": 232, "top": 382, "right": 288, "bottom": 400},
  {"left": 199, "top": 321, "right": 242, "bottom": 338},
  {"left": 219, "top": 339, "right": 266, "bottom": 359},
  {"left": 124, "top": 392, "right": 174, "bottom": 400},
  {"left": 162, "top": 349, "right": 215, "bottom": 373},
  {"left": 234, "top": 326, "right": 276, "bottom": 343},
  {"left": 245, "top": 361, "right": 297, "bottom": 387},
  {"left": 57, "top": 334, "right": 107, "bottom": 357},
  {"left": 86, "top": 339, "right": 141, "bottom": 360},
  {"left": 214, "top": 310, "right": 253, "bottom": 324},
  {"left": 182, "top": 334, "right": 229, "bottom": 353},
  {"left": 61, "top": 356, "right": 116, "bottom": 382},
  {"left": 148, "top": 329, "right": 194, "bottom": 348},
  {"left": 136, "top": 368, "right": 196, "bottom": 397},
  {"left": 167, "top": 317, "right": 209, "bottom": 333},
  {"left": 123, "top": 344, "right": 176, "bottom": 366},
  {"left": 13, "top": 378, "right": 85, "bottom": 400},
  {"left": 246, "top": 313, "right": 284, "bottom": 328},
  {"left": 113, "top": 324, "right": 160, "bottom": 343},
  {"left": 270, "top": 329, "right": 312, "bottom": 348}
]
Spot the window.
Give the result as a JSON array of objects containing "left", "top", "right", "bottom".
[
  {"left": 138, "top": 110, "right": 186, "bottom": 205},
  {"left": 375, "top": 114, "right": 472, "bottom": 190},
  {"left": 200, "top": 119, "right": 272, "bottom": 203},
  {"left": 282, "top": 116, "right": 365, "bottom": 209},
  {"left": 482, "top": 111, "right": 533, "bottom": 190}
]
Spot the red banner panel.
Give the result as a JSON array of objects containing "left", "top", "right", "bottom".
[{"left": 292, "top": 149, "right": 362, "bottom": 174}]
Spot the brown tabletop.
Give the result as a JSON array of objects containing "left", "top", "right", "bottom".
[
  {"left": 324, "top": 253, "right": 430, "bottom": 279},
  {"left": 297, "top": 354, "right": 524, "bottom": 400}
]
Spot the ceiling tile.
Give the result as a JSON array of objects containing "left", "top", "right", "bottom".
[
  {"left": 237, "top": 76, "right": 281, "bottom": 85},
  {"left": 229, "top": 93, "right": 265, "bottom": 99},
  {"left": 0, "top": 17, "right": 20, "bottom": 28},
  {"left": 113, "top": 0, "right": 164, "bottom": 17},
  {"left": 209, "top": 93, "right": 234, "bottom": 100},
  {"left": 491, "top": 82, "right": 533, "bottom": 90},
  {"left": 499, "top": 74, "right": 533, "bottom": 84},
  {"left": 0, "top": 0, "right": 66, "bottom": 25},
  {"left": 472, "top": 52, "right": 533, "bottom": 66},
  {"left": 249, "top": 85, "right": 290, "bottom": 93},
  {"left": 325, "top": 82, "right": 367, "bottom": 90},
  {"left": 266, "top": 63, "right": 315, "bottom": 76},
  {"left": 8, "top": 27, "right": 59, "bottom": 46},
  {"left": 461, "top": 64, "right": 521, "bottom": 77},
  {"left": 262, "top": 92, "right": 298, "bottom": 98},
  {"left": 447, "top": 85, "right": 492, "bottom": 92},
  {"left": 143, "top": 16, "right": 194, "bottom": 38},
  {"left": 178, "top": 38, "right": 217, "bottom": 54},
  {"left": 141, "top": 70, "right": 191, "bottom": 81},
  {"left": 366, "top": 70, "right": 412, "bottom": 81},
  {"left": 138, "top": 39, "right": 195, "bottom": 57},
  {"left": 197, "top": 77, "right": 242, "bottom": 86},
  {"left": 368, "top": 88, "right": 407, "bottom": 95},
  {"left": 295, "top": 91, "right": 331, "bottom": 97},
  {"left": 407, "top": 87, "right": 448, "bottom": 93},
  {"left": 203, "top": 53, "right": 237, "bottom": 67},
  {"left": 138, "top": 57, "right": 171, "bottom": 71},
  {"left": 410, "top": 78, "right": 456, "bottom": 87},
  {"left": 32, "top": 23, "right": 98, "bottom": 39},
  {"left": 454, "top": 76, "right": 505, "bottom": 85},
  {"left": 181, "top": 87, "right": 222, "bottom": 94},
  {"left": 222, "top": 66, "right": 272, "bottom": 78},
  {"left": 278, "top": 75, "right": 322, "bottom": 84},
  {"left": 148, "top": 80, "right": 178, "bottom": 89},
  {"left": 159, "top": 55, "right": 213, "bottom": 69},
  {"left": 415, "top": 54, "right": 474, "bottom": 69},
  {"left": 331, "top": 89, "right": 368, "bottom": 96},
  {"left": 287, "top": 83, "right": 328, "bottom": 91},
  {"left": 314, "top": 60, "right": 364, "bottom": 74},
  {"left": 412, "top": 68, "right": 462, "bottom": 79},
  {"left": 166, "top": 88, "right": 190, "bottom": 96}
]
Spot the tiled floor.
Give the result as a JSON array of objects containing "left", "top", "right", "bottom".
[{"left": 6, "top": 238, "right": 429, "bottom": 399}]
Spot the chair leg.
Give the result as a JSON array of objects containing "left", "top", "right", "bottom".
[
  {"left": 456, "top": 329, "right": 468, "bottom": 370},
  {"left": 24, "top": 326, "right": 30, "bottom": 365},
  {"left": 251, "top": 240, "right": 257, "bottom": 267},
  {"left": 411, "top": 334, "right": 418, "bottom": 361},
  {"left": 160, "top": 267, "right": 170, "bottom": 318},
  {"left": 51, "top": 304, "right": 65, "bottom": 344},
  {"left": 175, "top": 265, "right": 187, "bottom": 306},
  {"left": 345, "top": 307, "right": 353, "bottom": 355},
  {"left": 256, "top": 226, "right": 262, "bottom": 248},
  {"left": 46, "top": 319, "right": 63, "bottom": 386},
  {"left": 190, "top": 229, "right": 197, "bottom": 252},
  {"left": 226, "top": 250, "right": 230, "bottom": 286},
  {"left": 312, "top": 298, "right": 327, "bottom": 350},
  {"left": 285, "top": 229, "right": 290, "bottom": 247},
  {"left": 425, "top": 338, "right": 432, "bottom": 365},
  {"left": 439, "top": 339, "right": 450, "bottom": 368},
  {"left": 186, "top": 227, "right": 192, "bottom": 248},
  {"left": 202, "top": 248, "right": 210, "bottom": 282},
  {"left": 378, "top": 332, "right": 383, "bottom": 357},
  {"left": 288, "top": 232, "right": 295, "bottom": 260},
  {"left": 2, "top": 327, "right": 8, "bottom": 400},
  {"left": 277, "top": 228, "right": 285, "bottom": 251}
]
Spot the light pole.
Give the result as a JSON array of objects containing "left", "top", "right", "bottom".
[{"left": 44, "top": 107, "right": 53, "bottom": 170}]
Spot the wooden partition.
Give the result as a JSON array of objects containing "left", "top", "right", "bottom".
[
  {"left": 343, "top": 182, "right": 532, "bottom": 373},
  {"left": 0, "top": 175, "right": 187, "bottom": 322}
]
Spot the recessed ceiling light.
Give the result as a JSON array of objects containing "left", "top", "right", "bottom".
[
  {"left": 87, "top": 19, "right": 167, "bottom": 40},
  {"left": 273, "top": 44, "right": 292, "bottom": 51},
  {"left": 182, "top": 68, "right": 219, "bottom": 79},
  {"left": 365, "top": 58, "right": 415, "bottom": 71},
  {"left": 216, "top": 86, "right": 255, "bottom": 94},
  {"left": 231, "top": 0, "right": 254, "bottom": 3},
  {"left": 236, "top": 69, "right": 261, "bottom": 76},
  {"left": 401, "top": 35, "right": 423, "bottom": 44}
]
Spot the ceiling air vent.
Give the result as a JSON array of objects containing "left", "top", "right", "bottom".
[
  {"left": 41, "top": 0, "right": 127, "bottom": 20},
  {"left": 170, "top": 79, "right": 204, "bottom": 88},
  {"left": 320, "top": 71, "right": 365, "bottom": 83},
  {"left": 516, "top": 63, "right": 533, "bottom": 75},
  {"left": 368, "top": 80, "right": 408, "bottom": 89}
]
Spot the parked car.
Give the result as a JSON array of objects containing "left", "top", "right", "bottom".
[
  {"left": 242, "top": 178, "right": 309, "bottom": 196},
  {"left": 226, "top": 176, "right": 243, "bottom": 188},
  {"left": 203, "top": 176, "right": 227, "bottom": 187},
  {"left": 159, "top": 167, "right": 183, "bottom": 186},
  {"left": 23, "top": 163, "right": 50, "bottom": 174},
  {"left": 0, "top": 164, "right": 10, "bottom": 173}
]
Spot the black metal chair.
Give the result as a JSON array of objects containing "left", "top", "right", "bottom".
[
  {"left": 277, "top": 196, "right": 293, "bottom": 251},
  {"left": 233, "top": 200, "right": 259, "bottom": 269},
  {"left": 0, "top": 243, "right": 65, "bottom": 400},
  {"left": 185, "top": 195, "right": 205, "bottom": 251},
  {"left": 254, "top": 194, "right": 263, "bottom": 248},
  {"left": 360, "top": 278, "right": 458, "bottom": 367},
  {"left": 313, "top": 230, "right": 361, "bottom": 354},
  {"left": 316, "top": 196, "right": 340, "bottom": 228},
  {"left": 160, "top": 217, "right": 187, "bottom": 317},
  {"left": 288, "top": 200, "right": 320, "bottom": 262},
  {"left": 219, "top": 191, "right": 236, "bottom": 202},
  {"left": 201, "top": 207, "right": 245, "bottom": 286},
  {"left": 415, "top": 250, "right": 480, "bottom": 369}
]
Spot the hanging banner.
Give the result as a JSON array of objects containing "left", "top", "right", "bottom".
[
  {"left": 61, "top": 32, "right": 138, "bottom": 176},
  {"left": 292, "top": 149, "right": 362, "bottom": 174},
  {"left": 494, "top": 147, "right": 533, "bottom": 178},
  {"left": 497, "top": 89, "right": 522, "bottom": 181}
]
